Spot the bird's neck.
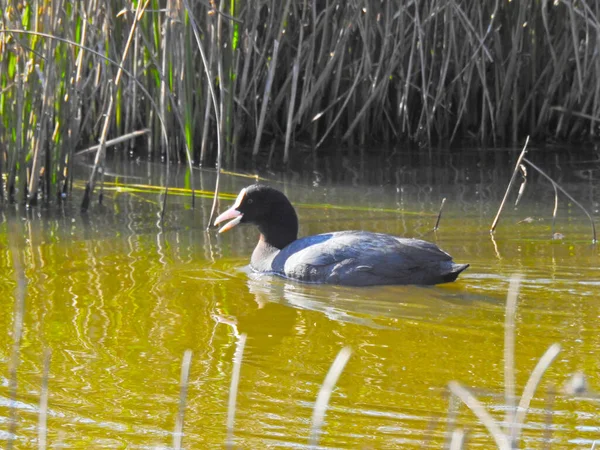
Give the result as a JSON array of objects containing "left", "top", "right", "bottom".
[
  {"left": 250, "top": 196, "right": 298, "bottom": 271},
  {"left": 250, "top": 238, "right": 280, "bottom": 272},
  {"left": 250, "top": 223, "right": 297, "bottom": 272},
  {"left": 257, "top": 223, "right": 297, "bottom": 250},
  {"left": 256, "top": 203, "right": 298, "bottom": 250}
]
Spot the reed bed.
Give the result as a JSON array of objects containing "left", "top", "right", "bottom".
[{"left": 2, "top": 0, "right": 600, "bottom": 207}]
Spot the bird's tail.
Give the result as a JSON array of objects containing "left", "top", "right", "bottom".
[{"left": 442, "top": 263, "right": 470, "bottom": 283}]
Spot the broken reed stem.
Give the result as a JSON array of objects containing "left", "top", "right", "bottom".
[
  {"left": 522, "top": 157, "right": 597, "bottom": 243},
  {"left": 38, "top": 349, "right": 51, "bottom": 450},
  {"left": 75, "top": 129, "right": 150, "bottom": 155},
  {"left": 490, "top": 136, "right": 530, "bottom": 234},
  {"left": 173, "top": 349, "right": 193, "bottom": 450},
  {"left": 448, "top": 381, "right": 511, "bottom": 450},
  {"left": 434, "top": 197, "right": 447, "bottom": 231},
  {"left": 226, "top": 333, "right": 247, "bottom": 450},
  {"left": 309, "top": 346, "right": 352, "bottom": 448}
]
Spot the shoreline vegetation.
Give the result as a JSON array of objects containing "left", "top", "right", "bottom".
[{"left": 2, "top": 0, "right": 600, "bottom": 207}]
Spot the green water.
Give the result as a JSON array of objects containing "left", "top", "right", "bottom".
[{"left": 1, "top": 150, "right": 599, "bottom": 448}]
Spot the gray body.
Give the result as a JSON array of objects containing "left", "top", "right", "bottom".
[{"left": 251, "top": 230, "right": 469, "bottom": 286}]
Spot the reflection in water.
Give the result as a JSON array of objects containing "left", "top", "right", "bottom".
[
  {"left": 0, "top": 148, "right": 598, "bottom": 448},
  {"left": 244, "top": 270, "right": 501, "bottom": 331}
]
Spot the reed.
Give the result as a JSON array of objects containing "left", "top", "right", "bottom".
[
  {"left": 37, "top": 349, "right": 51, "bottom": 450},
  {"left": 309, "top": 346, "right": 352, "bottom": 447},
  {"left": 226, "top": 333, "right": 247, "bottom": 450},
  {"left": 3, "top": 1, "right": 600, "bottom": 206},
  {"left": 446, "top": 275, "right": 568, "bottom": 448},
  {"left": 173, "top": 349, "right": 193, "bottom": 450},
  {"left": 492, "top": 137, "right": 597, "bottom": 243}
]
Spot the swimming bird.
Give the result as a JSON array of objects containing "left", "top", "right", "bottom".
[{"left": 214, "top": 185, "right": 469, "bottom": 286}]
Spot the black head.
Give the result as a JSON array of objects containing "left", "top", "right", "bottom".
[{"left": 214, "top": 184, "right": 299, "bottom": 249}]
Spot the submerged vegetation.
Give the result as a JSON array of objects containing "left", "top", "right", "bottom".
[{"left": 2, "top": 0, "right": 600, "bottom": 206}]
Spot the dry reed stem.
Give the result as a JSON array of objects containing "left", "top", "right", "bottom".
[
  {"left": 27, "top": 1, "right": 58, "bottom": 205},
  {"left": 81, "top": 0, "right": 150, "bottom": 211},
  {"left": 182, "top": 0, "right": 223, "bottom": 229},
  {"left": 38, "top": 349, "right": 51, "bottom": 450},
  {"left": 199, "top": 16, "right": 216, "bottom": 166},
  {"left": 490, "top": 136, "right": 530, "bottom": 234},
  {"left": 444, "top": 392, "right": 459, "bottom": 447},
  {"left": 449, "top": 428, "right": 466, "bottom": 450},
  {"left": 434, "top": 197, "right": 446, "bottom": 231},
  {"left": 173, "top": 349, "right": 193, "bottom": 450},
  {"left": 226, "top": 333, "right": 247, "bottom": 449},
  {"left": 551, "top": 182, "right": 559, "bottom": 237},
  {"left": 284, "top": 0, "right": 307, "bottom": 164},
  {"left": 159, "top": 0, "right": 172, "bottom": 162},
  {"left": 309, "top": 346, "right": 352, "bottom": 448},
  {"left": 252, "top": 0, "right": 292, "bottom": 157},
  {"left": 75, "top": 130, "right": 150, "bottom": 155},
  {"left": 522, "top": 157, "right": 597, "bottom": 243},
  {"left": 510, "top": 343, "right": 561, "bottom": 446},
  {"left": 448, "top": 381, "right": 511, "bottom": 450},
  {"left": 503, "top": 274, "right": 521, "bottom": 428},
  {"left": 7, "top": 233, "right": 27, "bottom": 450},
  {"left": 514, "top": 164, "right": 527, "bottom": 207},
  {"left": 448, "top": 276, "right": 565, "bottom": 448}
]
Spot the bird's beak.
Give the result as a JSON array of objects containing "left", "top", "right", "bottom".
[
  {"left": 214, "top": 209, "right": 243, "bottom": 233},
  {"left": 213, "top": 188, "right": 246, "bottom": 233}
]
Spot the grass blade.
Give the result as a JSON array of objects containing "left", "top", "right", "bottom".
[
  {"left": 38, "top": 349, "right": 51, "bottom": 450},
  {"left": 448, "top": 381, "right": 510, "bottom": 450},
  {"left": 226, "top": 333, "right": 247, "bottom": 449},
  {"left": 309, "top": 346, "right": 352, "bottom": 448},
  {"left": 173, "top": 349, "right": 193, "bottom": 450}
]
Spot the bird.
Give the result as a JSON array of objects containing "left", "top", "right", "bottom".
[{"left": 214, "top": 184, "right": 469, "bottom": 286}]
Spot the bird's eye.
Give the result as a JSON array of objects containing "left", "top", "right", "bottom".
[{"left": 247, "top": 199, "right": 253, "bottom": 204}]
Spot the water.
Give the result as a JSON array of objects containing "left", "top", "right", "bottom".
[{"left": 1, "top": 148, "right": 599, "bottom": 448}]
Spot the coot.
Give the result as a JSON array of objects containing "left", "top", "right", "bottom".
[{"left": 214, "top": 185, "right": 469, "bottom": 286}]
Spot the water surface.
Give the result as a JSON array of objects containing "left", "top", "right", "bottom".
[{"left": 1, "top": 148, "right": 599, "bottom": 448}]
